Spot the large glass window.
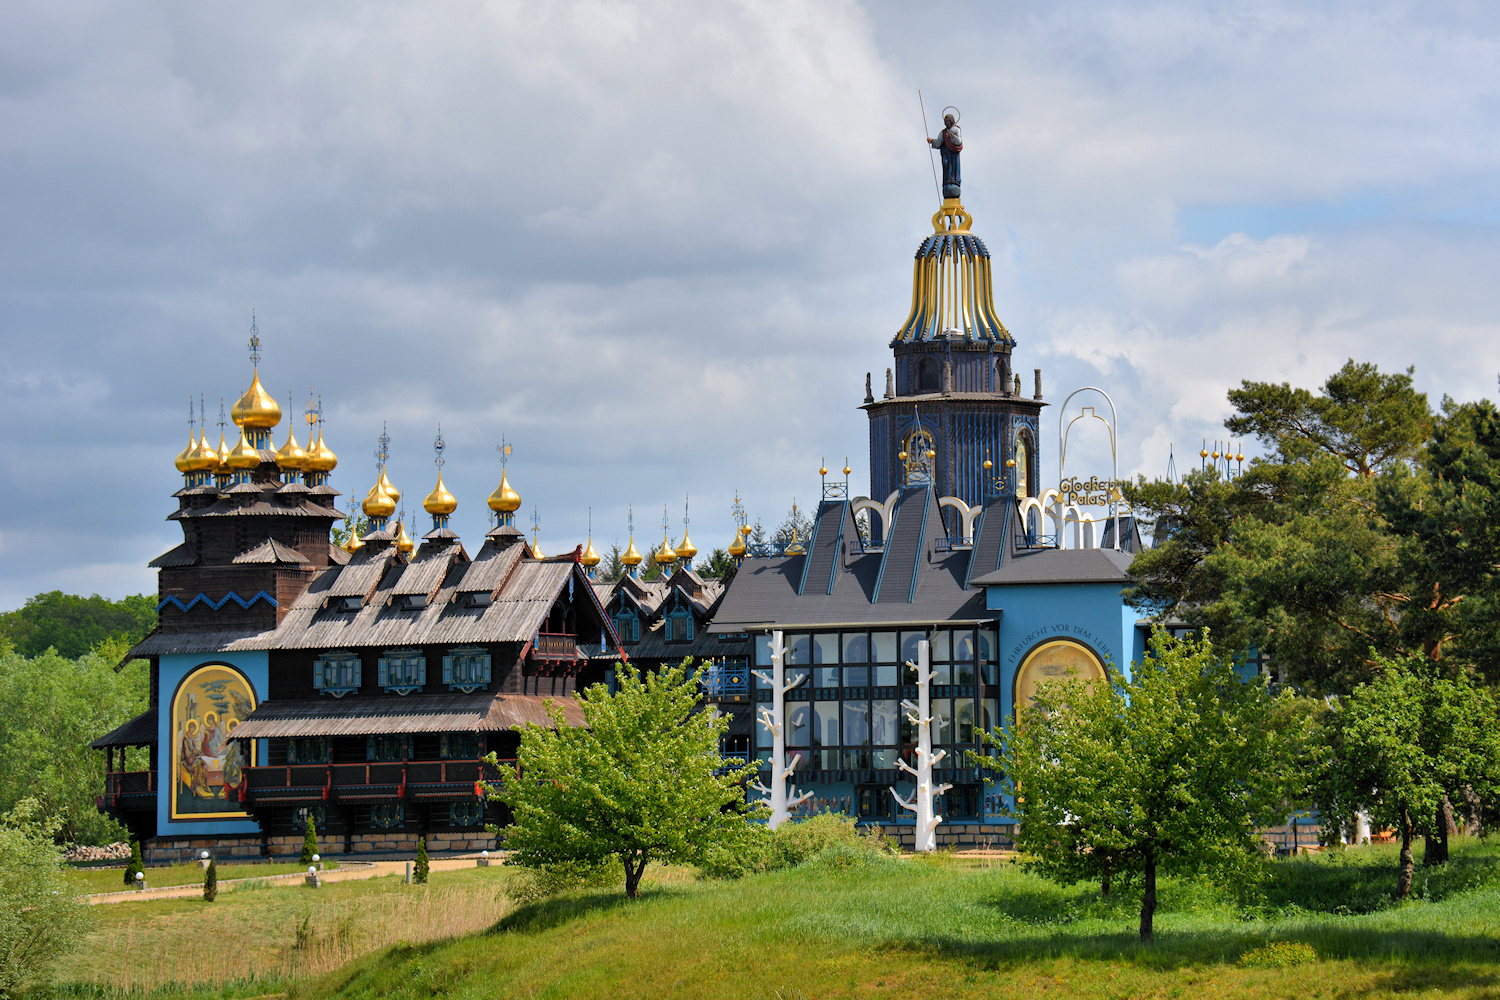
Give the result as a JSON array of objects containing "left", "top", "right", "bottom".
[
  {"left": 978, "top": 629, "right": 996, "bottom": 663},
  {"left": 813, "top": 701, "right": 840, "bottom": 748},
  {"left": 814, "top": 666, "right": 840, "bottom": 688},
  {"left": 932, "top": 699, "right": 953, "bottom": 744},
  {"left": 378, "top": 649, "right": 425, "bottom": 693},
  {"left": 842, "top": 701, "right": 870, "bottom": 747},
  {"left": 786, "top": 666, "right": 810, "bottom": 691},
  {"left": 901, "top": 631, "right": 925, "bottom": 664},
  {"left": 786, "top": 634, "right": 811, "bottom": 665},
  {"left": 872, "top": 664, "right": 899, "bottom": 686},
  {"left": 872, "top": 700, "right": 898, "bottom": 747},
  {"left": 954, "top": 700, "right": 975, "bottom": 744},
  {"left": 953, "top": 631, "right": 976, "bottom": 662},
  {"left": 755, "top": 634, "right": 773, "bottom": 666},
  {"left": 931, "top": 660, "right": 952, "bottom": 685},
  {"left": 443, "top": 647, "right": 491, "bottom": 691},
  {"left": 787, "top": 704, "right": 810, "bottom": 746},
  {"left": 952, "top": 661, "right": 976, "bottom": 685},
  {"left": 982, "top": 698, "right": 1000, "bottom": 733},
  {"left": 811, "top": 634, "right": 838, "bottom": 664},
  {"left": 842, "top": 632, "right": 870, "bottom": 663},
  {"left": 930, "top": 630, "right": 951, "bottom": 662},
  {"left": 871, "top": 632, "right": 898, "bottom": 664},
  {"left": 842, "top": 665, "right": 870, "bottom": 687}
]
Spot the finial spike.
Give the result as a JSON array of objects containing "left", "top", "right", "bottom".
[
  {"left": 247, "top": 310, "right": 261, "bottom": 367},
  {"left": 433, "top": 424, "right": 445, "bottom": 469},
  {"left": 496, "top": 434, "right": 511, "bottom": 467}
]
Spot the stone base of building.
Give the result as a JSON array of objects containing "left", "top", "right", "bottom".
[
  {"left": 145, "top": 831, "right": 499, "bottom": 863},
  {"left": 870, "top": 822, "right": 1015, "bottom": 851}
]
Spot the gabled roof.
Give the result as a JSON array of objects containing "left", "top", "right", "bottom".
[
  {"left": 91, "top": 708, "right": 159, "bottom": 747},
  {"left": 148, "top": 542, "right": 197, "bottom": 568},
  {"left": 233, "top": 538, "right": 311, "bottom": 565},
  {"left": 968, "top": 547, "right": 1133, "bottom": 586}
]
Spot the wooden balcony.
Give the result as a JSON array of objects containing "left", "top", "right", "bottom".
[
  {"left": 240, "top": 759, "right": 511, "bottom": 807},
  {"left": 532, "top": 632, "right": 579, "bottom": 660},
  {"left": 99, "top": 770, "right": 156, "bottom": 811}
]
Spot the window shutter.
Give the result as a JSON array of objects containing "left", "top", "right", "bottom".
[
  {"left": 352, "top": 659, "right": 362, "bottom": 689},
  {"left": 313, "top": 659, "right": 324, "bottom": 690},
  {"left": 377, "top": 658, "right": 388, "bottom": 688},
  {"left": 418, "top": 657, "right": 427, "bottom": 685},
  {"left": 442, "top": 655, "right": 453, "bottom": 685},
  {"left": 481, "top": 654, "right": 491, "bottom": 684}
]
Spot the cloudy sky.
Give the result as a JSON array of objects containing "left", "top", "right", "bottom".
[{"left": 4, "top": 0, "right": 1500, "bottom": 608}]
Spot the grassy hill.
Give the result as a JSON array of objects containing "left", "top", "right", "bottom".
[{"left": 54, "top": 839, "right": 1500, "bottom": 999}]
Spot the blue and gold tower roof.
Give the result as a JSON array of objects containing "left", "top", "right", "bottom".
[{"left": 892, "top": 199, "right": 1013, "bottom": 347}]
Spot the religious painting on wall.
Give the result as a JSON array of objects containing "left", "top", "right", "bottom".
[
  {"left": 170, "top": 663, "right": 257, "bottom": 820},
  {"left": 1014, "top": 639, "right": 1106, "bottom": 711}
]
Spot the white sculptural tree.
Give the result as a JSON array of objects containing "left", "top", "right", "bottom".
[
  {"left": 751, "top": 630, "right": 813, "bottom": 830},
  {"left": 891, "top": 639, "right": 951, "bottom": 852}
]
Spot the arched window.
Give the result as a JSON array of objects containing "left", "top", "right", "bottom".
[
  {"left": 916, "top": 356, "right": 941, "bottom": 393},
  {"left": 1014, "top": 436, "right": 1031, "bottom": 498}
]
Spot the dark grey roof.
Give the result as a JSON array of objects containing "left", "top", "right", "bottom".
[
  {"left": 126, "top": 628, "right": 273, "bottom": 659},
  {"left": 969, "top": 547, "right": 1134, "bottom": 586},
  {"left": 710, "top": 486, "right": 994, "bottom": 632},
  {"left": 148, "top": 543, "right": 197, "bottom": 568},
  {"left": 233, "top": 538, "right": 310, "bottom": 565},
  {"left": 230, "top": 692, "right": 584, "bottom": 737},
  {"left": 91, "top": 709, "right": 158, "bottom": 747}
]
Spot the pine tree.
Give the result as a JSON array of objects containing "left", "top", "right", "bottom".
[
  {"left": 202, "top": 858, "right": 217, "bottom": 901},
  {"left": 299, "top": 816, "right": 318, "bottom": 865},
  {"left": 414, "top": 835, "right": 429, "bottom": 884},
  {"left": 125, "top": 840, "right": 143, "bottom": 888}
]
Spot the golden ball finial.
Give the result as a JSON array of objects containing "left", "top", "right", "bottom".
[
  {"left": 843, "top": 464, "right": 852, "bottom": 476},
  {"left": 740, "top": 523, "right": 753, "bottom": 537},
  {"left": 1199, "top": 448, "right": 1209, "bottom": 459},
  {"left": 363, "top": 478, "right": 396, "bottom": 519},
  {"left": 898, "top": 450, "right": 908, "bottom": 462},
  {"left": 1005, "top": 458, "right": 1015, "bottom": 468},
  {"left": 231, "top": 371, "right": 281, "bottom": 430},
  {"left": 1236, "top": 452, "right": 1245, "bottom": 463},
  {"left": 622, "top": 535, "right": 644, "bottom": 566},
  {"left": 423, "top": 472, "right": 457, "bottom": 516},
  {"left": 983, "top": 459, "right": 993, "bottom": 470},
  {"left": 581, "top": 537, "right": 601, "bottom": 567},
  {"left": 488, "top": 469, "right": 522, "bottom": 513}
]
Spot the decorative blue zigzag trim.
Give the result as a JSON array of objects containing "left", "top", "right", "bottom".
[{"left": 157, "top": 590, "right": 279, "bottom": 613}]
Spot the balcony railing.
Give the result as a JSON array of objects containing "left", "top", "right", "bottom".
[
  {"left": 240, "top": 758, "right": 513, "bottom": 806},
  {"left": 101, "top": 770, "right": 156, "bottom": 809},
  {"left": 699, "top": 662, "right": 749, "bottom": 698},
  {"left": 532, "top": 632, "right": 578, "bottom": 661}
]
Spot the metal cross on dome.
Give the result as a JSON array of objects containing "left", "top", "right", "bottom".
[
  {"left": 496, "top": 434, "right": 510, "bottom": 467},
  {"left": 731, "top": 491, "right": 745, "bottom": 528},
  {"left": 187, "top": 396, "right": 195, "bottom": 435},
  {"left": 531, "top": 505, "right": 541, "bottom": 535},
  {"left": 374, "top": 421, "right": 390, "bottom": 474},
  {"left": 217, "top": 398, "right": 227, "bottom": 436},
  {"left": 433, "top": 424, "right": 445, "bottom": 469},
  {"left": 683, "top": 493, "right": 690, "bottom": 530},
  {"left": 247, "top": 311, "right": 261, "bottom": 367},
  {"left": 628, "top": 503, "right": 634, "bottom": 534},
  {"left": 304, "top": 389, "right": 320, "bottom": 430},
  {"left": 661, "top": 504, "right": 671, "bottom": 534}
]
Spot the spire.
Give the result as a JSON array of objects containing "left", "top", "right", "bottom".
[
  {"left": 622, "top": 504, "right": 643, "bottom": 576},
  {"left": 675, "top": 493, "right": 696, "bottom": 565},
  {"left": 423, "top": 425, "right": 457, "bottom": 531},
  {"left": 488, "top": 435, "right": 521, "bottom": 527}
]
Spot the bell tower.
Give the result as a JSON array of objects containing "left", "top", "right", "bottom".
[{"left": 862, "top": 136, "right": 1045, "bottom": 536}]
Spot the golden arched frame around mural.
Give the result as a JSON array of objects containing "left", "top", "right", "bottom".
[
  {"left": 1013, "top": 637, "right": 1107, "bottom": 713},
  {"left": 169, "top": 661, "right": 258, "bottom": 821}
]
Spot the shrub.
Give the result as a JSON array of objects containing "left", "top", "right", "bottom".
[
  {"left": 202, "top": 858, "right": 217, "bottom": 902},
  {"left": 1238, "top": 941, "right": 1317, "bottom": 968},
  {"left": 698, "top": 814, "right": 896, "bottom": 880},
  {"left": 300, "top": 817, "right": 318, "bottom": 865},
  {"left": 125, "top": 840, "right": 143, "bottom": 888},
  {"left": 414, "top": 836, "right": 429, "bottom": 884},
  {"left": 0, "top": 799, "right": 92, "bottom": 997},
  {"left": 506, "top": 857, "right": 623, "bottom": 904}
]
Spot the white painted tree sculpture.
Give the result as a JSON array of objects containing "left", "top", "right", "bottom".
[
  {"left": 750, "top": 630, "right": 813, "bottom": 830},
  {"left": 890, "top": 639, "right": 952, "bottom": 852}
]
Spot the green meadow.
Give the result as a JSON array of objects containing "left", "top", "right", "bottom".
[{"left": 39, "top": 838, "right": 1500, "bottom": 999}]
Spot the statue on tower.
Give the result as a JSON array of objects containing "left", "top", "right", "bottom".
[{"left": 928, "top": 109, "right": 962, "bottom": 199}]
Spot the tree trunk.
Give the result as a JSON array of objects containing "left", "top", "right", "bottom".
[
  {"left": 623, "top": 853, "right": 648, "bottom": 899},
  {"left": 1461, "top": 785, "right": 1483, "bottom": 836},
  {"left": 1395, "top": 809, "right": 1414, "bottom": 900},
  {"left": 1424, "top": 797, "right": 1453, "bottom": 867},
  {"left": 1139, "top": 847, "right": 1156, "bottom": 942}
]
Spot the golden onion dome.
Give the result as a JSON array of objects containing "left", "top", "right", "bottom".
[
  {"left": 305, "top": 429, "right": 338, "bottom": 473},
  {"left": 621, "top": 535, "right": 643, "bottom": 566},
  {"left": 531, "top": 536, "right": 544, "bottom": 559},
  {"left": 487, "top": 469, "right": 522, "bottom": 513},
  {"left": 185, "top": 429, "right": 220, "bottom": 473},
  {"left": 581, "top": 537, "right": 601, "bottom": 567},
  {"left": 174, "top": 431, "right": 196, "bottom": 473},
  {"left": 274, "top": 424, "right": 307, "bottom": 472},
  {"left": 675, "top": 530, "right": 697, "bottom": 561},
  {"left": 226, "top": 428, "right": 261, "bottom": 470},
  {"left": 342, "top": 527, "right": 364, "bottom": 554},
  {"left": 423, "top": 473, "right": 457, "bottom": 516},
  {"left": 362, "top": 479, "right": 396, "bottom": 519},
  {"left": 214, "top": 430, "right": 232, "bottom": 474},
  {"left": 230, "top": 370, "right": 282, "bottom": 430},
  {"left": 727, "top": 531, "right": 746, "bottom": 557},
  {"left": 394, "top": 519, "right": 415, "bottom": 556},
  {"left": 379, "top": 468, "right": 400, "bottom": 505},
  {"left": 655, "top": 535, "right": 678, "bottom": 565}
]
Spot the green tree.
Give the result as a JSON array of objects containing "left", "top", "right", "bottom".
[
  {"left": 414, "top": 836, "right": 429, "bottom": 884},
  {"left": 0, "top": 639, "right": 148, "bottom": 844},
  {"left": 0, "top": 592, "right": 156, "bottom": 659},
  {"left": 698, "top": 548, "right": 733, "bottom": 579},
  {"left": 772, "top": 505, "right": 813, "bottom": 551},
  {"left": 330, "top": 514, "right": 370, "bottom": 548},
  {"left": 203, "top": 857, "right": 217, "bottom": 902},
  {"left": 1319, "top": 657, "right": 1500, "bottom": 896},
  {"left": 0, "top": 799, "right": 91, "bottom": 998},
  {"left": 488, "top": 659, "right": 762, "bottom": 899},
  {"left": 994, "top": 629, "right": 1306, "bottom": 941},
  {"left": 596, "top": 542, "right": 626, "bottom": 583},
  {"left": 299, "top": 817, "right": 318, "bottom": 865}
]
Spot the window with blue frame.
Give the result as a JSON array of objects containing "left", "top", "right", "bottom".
[
  {"left": 313, "top": 651, "right": 362, "bottom": 697},
  {"left": 441, "top": 733, "right": 481, "bottom": 759},
  {"left": 450, "top": 801, "right": 485, "bottom": 826},
  {"left": 293, "top": 805, "right": 326, "bottom": 832},
  {"left": 442, "top": 647, "right": 491, "bottom": 692},
  {"left": 665, "top": 608, "right": 694, "bottom": 642},
  {"left": 378, "top": 648, "right": 426, "bottom": 694},
  {"left": 367, "top": 735, "right": 410, "bottom": 761},
  {"left": 371, "top": 803, "right": 404, "bottom": 829},
  {"left": 613, "top": 610, "right": 640, "bottom": 643},
  {"left": 287, "top": 737, "right": 328, "bottom": 764}
]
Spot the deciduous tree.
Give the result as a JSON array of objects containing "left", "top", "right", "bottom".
[
  {"left": 0, "top": 799, "right": 91, "bottom": 998},
  {"left": 488, "top": 660, "right": 762, "bottom": 899}
]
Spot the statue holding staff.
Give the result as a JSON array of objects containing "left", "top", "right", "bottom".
[{"left": 928, "top": 107, "right": 963, "bottom": 199}]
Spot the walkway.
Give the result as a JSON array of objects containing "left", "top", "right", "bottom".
[{"left": 86, "top": 856, "right": 498, "bottom": 904}]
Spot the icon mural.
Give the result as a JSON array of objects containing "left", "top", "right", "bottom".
[
  {"left": 1014, "top": 639, "right": 1106, "bottom": 711},
  {"left": 170, "top": 663, "right": 257, "bottom": 820}
]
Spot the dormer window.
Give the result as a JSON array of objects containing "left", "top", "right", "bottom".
[
  {"left": 442, "top": 647, "right": 491, "bottom": 693},
  {"left": 377, "top": 648, "right": 426, "bottom": 695},
  {"left": 329, "top": 596, "right": 362, "bottom": 612},
  {"left": 665, "top": 608, "right": 694, "bottom": 642},
  {"left": 613, "top": 610, "right": 640, "bottom": 643},
  {"left": 462, "top": 592, "right": 492, "bottom": 608},
  {"left": 313, "top": 651, "right": 362, "bottom": 697},
  {"left": 399, "top": 594, "right": 427, "bottom": 611}
]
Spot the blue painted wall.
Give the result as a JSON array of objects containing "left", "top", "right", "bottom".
[{"left": 156, "top": 651, "right": 269, "bottom": 837}]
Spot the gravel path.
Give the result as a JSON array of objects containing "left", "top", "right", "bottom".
[{"left": 86, "top": 857, "right": 498, "bottom": 904}]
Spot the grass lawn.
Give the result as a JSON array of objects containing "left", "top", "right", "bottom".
[
  {"left": 42, "top": 839, "right": 1500, "bottom": 999},
  {"left": 65, "top": 860, "right": 340, "bottom": 895}
]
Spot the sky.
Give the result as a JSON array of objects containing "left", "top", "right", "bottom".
[{"left": 4, "top": 0, "right": 1500, "bottom": 609}]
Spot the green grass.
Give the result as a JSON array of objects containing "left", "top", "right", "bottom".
[
  {"left": 65, "top": 860, "right": 340, "bottom": 895},
  {"left": 38, "top": 839, "right": 1500, "bottom": 1000}
]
